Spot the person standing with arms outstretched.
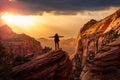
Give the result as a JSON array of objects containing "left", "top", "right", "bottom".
[{"left": 49, "top": 33, "right": 64, "bottom": 50}]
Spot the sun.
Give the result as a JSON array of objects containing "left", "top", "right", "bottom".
[
  {"left": 9, "top": 0, "right": 16, "bottom": 2},
  {"left": 1, "top": 12, "right": 34, "bottom": 28}
]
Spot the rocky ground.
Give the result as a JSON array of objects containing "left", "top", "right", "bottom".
[{"left": 10, "top": 49, "right": 72, "bottom": 80}]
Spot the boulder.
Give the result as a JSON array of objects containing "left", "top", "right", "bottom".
[{"left": 11, "top": 49, "right": 72, "bottom": 80}]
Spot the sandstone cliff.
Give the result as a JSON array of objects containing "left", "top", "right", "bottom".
[
  {"left": 72, "top": 9, "right": 120, "bottom": 80},
  {"left": 0, "top": 25, "right": 42, "bottom": 55},
  {"left": 10, "top": 49, "right": 72, "bottom": 80},
  {"left": 80, "top": 38, "right": 120, "bottom": 80},
  {"left": 78, "top": 9, "right": 120, "bottom": 36}
]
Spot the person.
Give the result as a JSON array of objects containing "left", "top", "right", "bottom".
[{"left": 49, "top": 33, "right": 64, "bottom": 50}]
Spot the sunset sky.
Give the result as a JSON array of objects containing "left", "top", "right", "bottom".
[{"left": 0, "top": 0, "right": 120, "bottom": 38}]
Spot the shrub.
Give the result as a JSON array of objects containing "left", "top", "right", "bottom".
[{"left": 42, "top": 46, "right": 52, "bottom": 53}]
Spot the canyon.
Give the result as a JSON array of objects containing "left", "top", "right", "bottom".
[
  {"left": 0, "top": 9, "right": 120, "bottom": 80},
  {"left": 72, "top": 9, "right": 120, "bottom": 80},
  {"left": 0, "top": 25, "right": 42, "bottom": 56}
]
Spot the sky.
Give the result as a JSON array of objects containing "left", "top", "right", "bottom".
[{"left": 0, "top": 0, "right": 120, "bottom": 39}]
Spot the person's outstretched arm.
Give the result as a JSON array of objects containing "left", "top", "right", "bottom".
[
  {"left": 49, "top": 36, "right": 54, "bottom": 38},
  {"left": 59, "top": 36, "right": 64, "bottom": 38}
]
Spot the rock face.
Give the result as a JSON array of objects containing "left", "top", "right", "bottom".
[
  {"left": 72, "top": 9, "right": 120, "bottom": 80},
  {"left": 78, "top": 9, "right": 120, "bottom": 35},
  {"left": 0, "top": 25, "right": 42, "bottom": 55},
  {"left": 80, "top": 38, "right": 120, "bottom": 80},
  {"left": 80, "top": 19, "right": 97, "bottom": 34},
  {"left": 11, "top": 49, "right": 72, "bottom": 80}
]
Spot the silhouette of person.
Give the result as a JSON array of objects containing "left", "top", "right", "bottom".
[
  {"left": 49, "top": 33, "right": 64, "bottom": 50},
  {"left": 54, "top": 33, "right": 59, "bottom": 50}
]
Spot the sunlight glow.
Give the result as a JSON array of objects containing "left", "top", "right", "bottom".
[
  {"left": 1, "top": 12, "right": 34, "bottom": 28},
  {"left": 9, "top": 0, "right": 15, "bottom": 2}
]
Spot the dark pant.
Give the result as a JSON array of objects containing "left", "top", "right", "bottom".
[{"left": 55, "top": 42, "right": 59, "bottom": 50}]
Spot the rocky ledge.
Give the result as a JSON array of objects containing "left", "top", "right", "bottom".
[{"left": 11, "top": 49, "right": 72, "bottom": 80}]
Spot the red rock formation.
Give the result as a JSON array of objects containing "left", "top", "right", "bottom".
[
  {"left": 0, "top": 25, "right": 42, "bottom": 55},
  {"left": 11, "top": 49, "right": 72, "bottom": 80},
  {"left": 80, "top": 39, "right": 120, "bottom": 80},
  {"left": 78, "top": 9, "right": 120, "bottom": 35},
  {"left": 80, "top": 19, "right": 97, "bottom": 34},
  {"left": 72, "top": 9, "right": 120, "bottom": 80},
  {"left": 0, "top": 25, "right": 15, "bottom": 39}
]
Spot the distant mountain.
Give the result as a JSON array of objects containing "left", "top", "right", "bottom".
[
  {"left": 38, "top": 37, "right": 77, "bottom": 54},
  {"left": 0, "top": 25, "right": 42, "bottom": 56},
  {"left": 72, "top": 9, "right": 120, "bottom": 80}
]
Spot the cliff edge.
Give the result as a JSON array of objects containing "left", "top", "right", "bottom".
[
  {"left": 72, "top": 9, "right": 120, "bottom": 80},
  {"left": 11, "top": 49, "right": 72, "bottom": 80}
]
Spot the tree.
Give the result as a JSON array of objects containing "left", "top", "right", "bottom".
[{"left": 42, "top": 46, "right": 52, "bottom": 53}]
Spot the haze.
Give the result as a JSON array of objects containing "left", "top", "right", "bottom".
[{"left": 0, "top": 0, "right": 120, "bottom": 38}]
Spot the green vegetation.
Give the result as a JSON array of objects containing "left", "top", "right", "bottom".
[
  {"left": 42, "top": 46, "right": 52, "bottom": 53},
  {"left": 102, "top": 29, "right": 120, "bottom": 46}
]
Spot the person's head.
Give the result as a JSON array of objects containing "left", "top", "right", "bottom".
[{"left": 55, "top": 33, "right": 58, "bottom": 36}]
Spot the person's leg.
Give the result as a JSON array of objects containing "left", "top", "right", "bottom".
[
  {"left": 55, "top": 42, "right": 57, "bottom": 50},
  {"left": 58, "top": 42, "right": 59, "bottom": 49}
]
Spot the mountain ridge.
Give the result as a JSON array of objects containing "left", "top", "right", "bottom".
[
  {"left": 0, "top": 25, "right": 42, "bottom": 56},
  {"left": 72, "top": 9, "right": 120, "bottom": 80},
  {"left": 79, "top": 9, "right": 120, "bottom": 37}
]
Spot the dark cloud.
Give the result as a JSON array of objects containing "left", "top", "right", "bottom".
[{"left": 0, "top": 0, "right": 120, "bottom": 15}]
